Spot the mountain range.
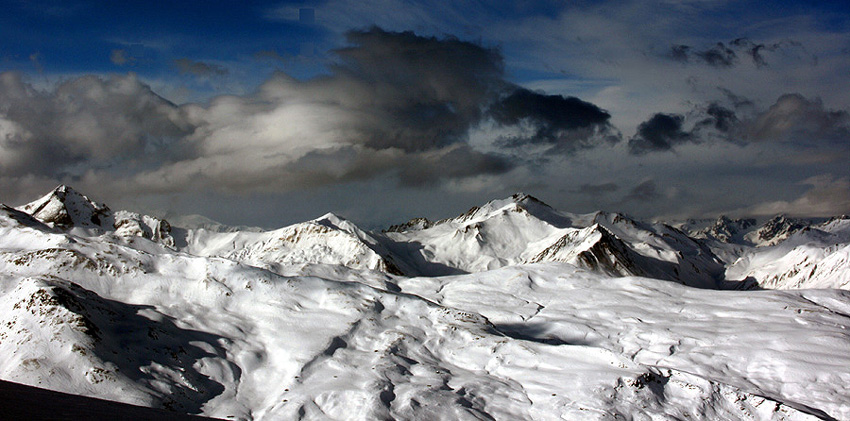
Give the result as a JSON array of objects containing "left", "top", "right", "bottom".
[{"left": 1, "top": 185, "right": 849, "bottom": 420}]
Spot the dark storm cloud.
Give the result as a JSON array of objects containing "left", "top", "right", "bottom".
[
  {"left": 490, "top": 88, "right": 619, "bottom": 152},
  {"left": 669, "top": 43, "right": 736, "bottom": 67},
  {"left": 2, "top": 28, "right": 616, "bottom": 199},
  {"left": 329, "top": 27, "right": 504, "bottom": 152},
  {"left": 397, "top": 145, "right": 514, "bottom": 187},
  {"left": 730, "top": 38, "right": 810, "bottom": 68},
  {"left": 628, "top": 113, "right": 692, "bottom": 154},
  {"left": 669, "top": 45, "right": 690, "bottom": 63},
  {"left": 174, "top": 58, "right": 229, "bottom": 77}
]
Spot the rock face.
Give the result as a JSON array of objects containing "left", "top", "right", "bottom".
[
  {"left": 699, "top": 216, "right": 757, "bottom": 243},
  {"left": 749, "top": 215, "right": 808, "bottom": 246},
  {"left": 384, "top": 217, "right": 433, "bottom": 233},
  {"left": 527, "top": 225, "right": 644, "bottom": 277}
]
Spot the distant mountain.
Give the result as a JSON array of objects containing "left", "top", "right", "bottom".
[
  {"left": 11, "top": 185, "right": 850, "bottom": 290},
  {"left": 726, "top": 216, "right": 850, "bottom": 289}
]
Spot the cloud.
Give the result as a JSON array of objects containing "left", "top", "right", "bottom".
[
  {"left": 744, "top": 175, "right": 850, "bottom": 217},
  {"left": 574, "top": 182, "right": 619, "bottom": 195},
  {"left": 628, "top": 92, "right": 850, "bottom": 154},
  {"left": 110, "top": 49, "right": 131, "bottom": 65},
  {"left": 396, "top": 145, "right": 513, "bottom": 187},
  {"left": 697, "top": 103, "right": 739, "bottom": 133},
  {"left": 490, "top": 88, "right": 619, "bottom": 152},
  {"left": 744, "top": 93, "right": 850, "bottom": 144},
  {"left": 326, "top": 27, "right": 504, "bottom": 152},
  {"left": 696, "top": 42, "right": 737, "bottom": 67},
  {"left": 670, "top": 42, "right": 737, "bottom": 67},
  {"left": 628, "top": 113, "right": 692, "bottom": 154},
  {"left": 174, "top": 58, "right": 229, "bottom": 77},
  {"left": 667, "top": 38, "right": 811, "bottom": 68},
  {"left": 2, "top": 28, "right": 617, "bottom": 200},
  {"left": 623, "top": 179, "right": 661, "bottom": 202},
  {"left": 0, "top": 72, "right": 193, "bottom": 179}
]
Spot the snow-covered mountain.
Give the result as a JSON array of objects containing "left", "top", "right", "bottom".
[
  {"left": 381, "top": 194, "right": 724, "bottom": 288},
  {"left": 725, "top": 216, "right": 850, "bottom": 289},
  {"left": 16, "top": 185, "right": 175, "bottom": 248},
  {"left": 2, "top": 186, "right": 850, "bottom": 420},
  {"left": 179, "top": 212, "right": 405, "bottom": 275}
]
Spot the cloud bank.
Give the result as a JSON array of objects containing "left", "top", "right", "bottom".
[{"left": 1, "top": 28, "right": 619, "bottom": 200}]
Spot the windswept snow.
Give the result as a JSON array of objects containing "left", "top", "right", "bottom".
[{"left": 1, "top": 187, "right": 850, "bottom": 420}]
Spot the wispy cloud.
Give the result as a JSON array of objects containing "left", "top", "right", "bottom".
[{"left": 174, "top": 58, "right": 229, "bottom": 77}]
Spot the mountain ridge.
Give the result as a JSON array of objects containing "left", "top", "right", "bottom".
[{"left": 10, "top": 185, "right": 850, "bottom": 290}]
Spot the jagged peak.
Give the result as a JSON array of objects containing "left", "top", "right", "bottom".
[{"left": 385, "top": 217, "right": 433, "bottom": 233}]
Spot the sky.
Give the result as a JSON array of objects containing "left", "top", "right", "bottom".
[{"left": 1, "top": 0, "right": 849, "bottom": 229}]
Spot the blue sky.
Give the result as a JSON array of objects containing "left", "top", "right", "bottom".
[{"left": 2, "top": 0, "right": 849, "bottom": 228}]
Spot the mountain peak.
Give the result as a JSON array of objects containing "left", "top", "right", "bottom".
[
  {"left": 510, "top": 192, "right": 551, "bottom": 208},
  {"left": 18, "top": 185, "right": 110, "bottom": 229},
  {"left": 700, "top": 215, "right": 757, "bottom": 242},
  {"left": 755, "top": 214, "right": 807, "bottom": 244}
]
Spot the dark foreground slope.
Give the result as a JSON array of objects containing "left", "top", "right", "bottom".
[{"left": 0, "top": 380, "right": 217, "bottom": 420}]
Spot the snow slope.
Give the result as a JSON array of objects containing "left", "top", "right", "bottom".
[{"left": 2, "top": 200, "right": 850, "bottom": 420}]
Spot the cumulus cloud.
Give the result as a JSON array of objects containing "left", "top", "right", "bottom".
[
  {"left": 1, "top": 28, "right": 616, "bottom": 200},
  {"left": 744, "top": 94, "right": 850, "bottom": 144},
  {"left": 0, "top": 72, "right": 193, "bottom": 178}
]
